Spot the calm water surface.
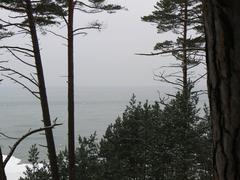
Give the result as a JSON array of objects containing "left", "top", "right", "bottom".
[{"left": 0, "top": 86, "right": 162, "bottom": 161}]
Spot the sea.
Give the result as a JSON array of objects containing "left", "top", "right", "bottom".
[{"left": 0, "top": 86, "right": 164, "bottom": 162}]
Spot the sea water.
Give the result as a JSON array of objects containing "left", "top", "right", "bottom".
[{"left": 0, "top": 86, "right": 162, "bottom": 162}]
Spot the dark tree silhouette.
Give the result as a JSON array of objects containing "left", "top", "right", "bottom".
[
  {"left": 0, "top": 123, "right": 61, "bottom": 180},
  {"left": 52, "top": 1, "right": 122, "bottom": 179},
  {"left": 24, "top": 1, "right": 59, "bottom": 179},
  {"left": 0, "top": 1, "right": 64, "bottom": 179},
  {"left": 204, "top": 0, "right": 240, "bottom": 179},
  {"left": 67, "top": 1, "right": 75, "bottom": 179},
  {"left": 140, "top": 0, "right": 206, "bottom": 99}
]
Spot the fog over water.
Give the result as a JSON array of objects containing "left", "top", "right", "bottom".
[
  {"left": 0, "top": 0, "right": 207, "bottom": 163},
  {"left": 0, "top": 86, "right": 164, "bottom": 161}
]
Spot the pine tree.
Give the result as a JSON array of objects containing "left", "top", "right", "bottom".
[
  {"left": 47, "top": 2, "right": 122, "bottom": 178},
  {"left": 19, "top": 145, "right": 50, "bottom": 180},
  {"left": 99, "top": 117, "right": 125, "bottom": 180},
  {"left": 75, "top": 132, "right": 102, "bottom": 180},
  {"left": 141, "top": 0, "right": 206, "bottom": 98},
  {"left": 100, "top": 93, "right": 212, "bottom": 180},
  {"left": 0, "top": 1, "right": 64, "bottom": 179},
  {"left": 20, "top": 133, "right": 103, "bottom": 180}
]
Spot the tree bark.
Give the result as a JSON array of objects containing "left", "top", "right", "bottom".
[
  {"left": 24, "top": 1, "right": 60, "bottom": 180},
  {"left": 204, "top": 0, "right": 240, "bottom": 179},
  {"left": 68, "top": 0, "right": 75, "bottom": 179}
]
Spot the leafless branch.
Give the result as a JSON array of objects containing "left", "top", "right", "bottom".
[
  {"left": 0, "top": 46, "right": 33, "bottom": 53},
  {"left": 73, "top": 25, "right": 101, "bottom": 33},
  {"left": 0, "top": 66, "right": 38, "bottom": 87},
  {"left": 6, "top": 48, "right": 36, "bottom": 68},
  {"left": 0, "top": 18, "right": 30, "bottom": 33},
  {"left": 154, "top": 71, "right": 183, "bottom": 87},
  {"left": 2, "top": 74, "right": 40, "bottom": 99},
  {"left": 45, "top": 30, "right": 67, "bottom": 40},
  {"left": 38, "top": 144, "right": 48, "bottom": 148},
  {"left": 157, "top": 90, "right": 169, "bottom": 106},
  {"left": 187, "top": 61, "right": 201, "bottom": 70},
  {"left": 30, "top": 73, "right": 38, "bottom": 85},
  {"left": 3, "top": 123, "right": 62, "bottom": 167},
  {"left": 135, "top": 48, "right": 205, "bottom": 56},
  {"left": 5, "top": 48, "right": 34, "bottom": 57},
  {"left": 61, "top": 15, "right": 68, "bottom": 25},
  {"left": 192, "top": 73, "right": 207, "bottom": 84},
  {"left": 0, "top": 4, "right": 25, "bottom": 13},
  {"left": 0, "top": 132, "right": 18, "bottom": 140}
]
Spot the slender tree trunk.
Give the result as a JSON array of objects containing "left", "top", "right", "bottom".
[
  {"left": 204, "top": 0, "right": 240, "bottom": 179},
  {"left": 24, "top": 1, "right": 59, "bottom": 180},
  {"left": 182, "top": 0, "right": 189, "bottom": 100},
  {"left": 68, "top": 0, "right": 75, "bottom": 179},
  {"left": 0, "top": 148, "right": 6, "bottom": 180},
  {"left": 181, "top": 2, "right": 190, "bottom": 179}
]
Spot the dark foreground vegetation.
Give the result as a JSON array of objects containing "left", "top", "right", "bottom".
[{"left": 20, "top": 91, "right": 212, "bottom": 180}]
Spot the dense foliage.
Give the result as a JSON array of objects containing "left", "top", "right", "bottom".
[
  {"left": 20, "top": 92, "right": 212, "bottom": 180},
  {"left": 100, "top": 93, "right": 212, "bottom": 180}
]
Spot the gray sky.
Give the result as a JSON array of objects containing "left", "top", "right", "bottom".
[
  {"left": 1, "top": 0, "right": 205, "bottom": 89},
  {"left": 39, "top": 0, "right": 167, "bottom": 87},
  {"left": 0, "top": 3, "right": 166, "bottom": 94}
]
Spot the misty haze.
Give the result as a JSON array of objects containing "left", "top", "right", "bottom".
[{"left": 1, "top": 0, "right": 235, "bottom": 180}]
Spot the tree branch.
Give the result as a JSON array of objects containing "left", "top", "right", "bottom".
[
  {"left": 1, "top": 74, "right": 40, "bottom": 99},
  {"left": 45, "top": 30, "right": 67, "bottom": 40},
  {"left": 135, "top": 48, "right": 205, "bottom": 56},
  {"left": 6, "top": 48, "right": 36, "bottom": 68},
  {"left": 192, "top": 73, "right": 207, "bottom": 84},
  {"left": 154, "top": 71, "right": 183, "bottom": 87},
  {"left": 3, "top": 123, "right": 62, "bottom": 167},
  {"left": 0, "top": 66, "right": 38, "bottom": 87},
  {"left": 73, "top": 25, "right": 101, "bottom": 33},
  {"left": 0, "top": 132, "right": 18, "bottom": 140},
  {"left": 0, "top": 46, "right": 33, "bottom": 53},
  {"left": 0, "top": 4, "right": 25, "bottom": 13}
]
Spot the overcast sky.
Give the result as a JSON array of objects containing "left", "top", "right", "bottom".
[
  {"left": 38, "top": 0, "right": 171, "bottom": 87},
  {"left": 0, "top": 0, "right": 185, "bottom": 88}
]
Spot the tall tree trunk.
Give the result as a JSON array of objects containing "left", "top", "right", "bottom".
[
  {"left": 0, "top": 148, "right": 6, "bottom": 180},
  {"left": 182, "top": 0, "right": 189, "bottom": 100},
  {"left": 24, "top": 1, "right": 59, "bottom": 180},
  {"left": 204, "top": 0, "right": 240, "bottom": 179},
  {"left": 68, "top": 0, "right": 75, "bottom": 179},
  {"left": 181, "top": 1, "right": 189, "bottom": 179}
]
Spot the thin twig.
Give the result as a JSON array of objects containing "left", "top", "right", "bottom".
[
  {"left": 45, "top": 30, "right": 67, "bottom": 40},
  {"left": 0, "top": 66, "right": 39, "bottom": 87},
  {"left": 2, "top": 74, "right": 40, "bottom": 99},
  {"left": 3, "top": 123, "right": 62, "bottom": 167},
  {"left": 0, "top": 132, "right": 18, "bottom": 140},
  {"left": 6, "top": 48, "right": 36, "bottom": 68},
  {"left": 135, "top": 48, "right": 205, "bottom": 56},
  {"left": 0, "top": 46, "right": 33, "bottom": 53}
]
